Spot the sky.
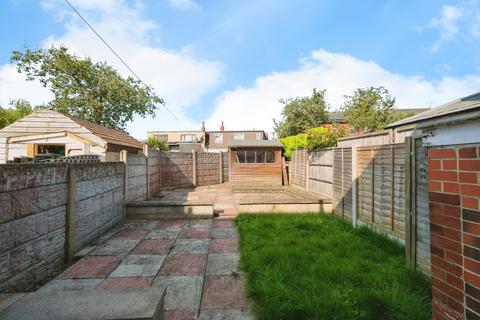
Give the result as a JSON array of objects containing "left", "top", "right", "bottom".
[{"left": 1, "top": 0, "right": 480, "bottom": 139}]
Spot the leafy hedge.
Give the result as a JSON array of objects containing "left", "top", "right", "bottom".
[{"left": 281, "top": 126, "right": 339, "bottom": 159}]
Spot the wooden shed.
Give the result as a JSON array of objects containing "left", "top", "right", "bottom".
[
  {"left": 228, "top": 140, "right": 283, "bottom": 185},
  {"left": 0, "top": 109, "right": 144, "bottom": 163}
]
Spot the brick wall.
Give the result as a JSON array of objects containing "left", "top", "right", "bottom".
[
  {"left": 428, "top": 145, "right": 480, "bottom": 320},
  {"left": 73, "top": 163, "right": 124, "bottom": 250},
  {"left": 159, "top": 152, "right": 194, "bottom": 188},
  {"left": 196, "top": 152, "right": 221, "bottom": 186},
  {"left": 126, "top": 153, "right": 148, "bottom": 202}
]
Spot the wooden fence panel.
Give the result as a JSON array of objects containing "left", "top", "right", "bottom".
[
  {"left": 290, "top": 149, "right": 308, "bottom": 188},
  {"left": 356, "top": 143, "right": 406, "bottom": 240},
  {"left": 308, "top": 149, "right": 333, "bottom": 197},
  {"left": 342, "top": 148, "right": 353, "bottom": 220},
  {"left": 333, "top": 148, "right": 344, "bottom": 216}
]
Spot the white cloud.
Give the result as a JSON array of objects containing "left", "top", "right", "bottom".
[
  {"left": 422, "top": 2, "right": 480, "bottom": 51},
  {"left": 206, "top": 49, "right": 480, "bottom": 136},
  {"left": 168, "top": 0, "right": 200, "bottom": 12},
  {"left": 0, "top": 0, "right": 221, "bottom": 138}
]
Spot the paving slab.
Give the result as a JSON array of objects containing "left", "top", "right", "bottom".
[
  {"left": 172, "top": 239, "right": 209, "bottom": 255},
  {"left": 209, "top": 239, "right": 239, "bottom": 253},
  {"left": 110, "top": 228, "right": 150, "bottom": 240},
  {"left": 0, "top": 293, "right": 27, "bottom": 313},
  {"left": 133, "top": 239, "right": 175, "bottom": 255},
  {"left": 212, "top": 219, "right": 236, "bottom": 228},
  {"left": 180, "top": 228, "right": 211, "bottom": 239},
  {"left": 146, "top": 228, "right": 181, "bottom": 240},
  {"left": 160, "top": 255, "right": 207, "bottom": 276},
  {"left": 38, "top": 279, "right": 102, "bottom": 292},
  {"left": 201, "top": 275, "right": 249, "bottom": 310},
  {"left": 198, "top": 309, "right": 254, "bottom": 320},
  {"left": 153, "top": 276, "right": 203, "bottom": 311},
  {"left": 89, "top": 240, "right": 140, "bottom": 256},
  {"left": 109, "top": 254, "right": 166, "bottom": 277},
  {"left": 98, "top": 277, "right": 153, "bottom": 289},
  {"left": 60, "top": 256, "right": 122, "bottom": 279},
  {"left": 0, "top": 288, "right": 165, "bottom": 320},
  {"left": 206, "top": 254, "right": 240, "bottom": 276},
  {"left": 163, "top": 310, "right": 197, "bottom": 320},
  {"left": 186, "top": 219, "right": 212, "bottom": 229},
  {"left": 156, "top": 219, "right": 188, "bottom": 229},
  {"left": 212, "top": 228, "right": 239, "bottom": 239},
  {"left": 74, "top": 245, "right": 95, "bottom": 258}
]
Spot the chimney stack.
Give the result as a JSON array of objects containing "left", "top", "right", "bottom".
[
  {"left": 220, "top": 121, "right": 224, "bottom": 131},
  {"left": 201, "top": 121, "right": 205, "bottom": 132}
]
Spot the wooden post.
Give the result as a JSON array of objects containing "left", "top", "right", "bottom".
[
  {"left": 219, "top": 152, "right": 223, "bottom": 184},
  {"left": 65, "top": 165, "right": 76, "bottom": 265},
  {"left": 404, "top": 137, "right": 413, "bottom": 268},
  {"left": 341, "top": 148, "right": 344, "bottom": 217},
  {"left": 120, "top": 150, "right": 128, "bottom": 218},
  {"left": 390, "top": 145, "right": 395, "bottom": 231},
  {"left": 370, "top": 148, "right": 375, "bottom": 223},
  {"left": 351, "top": 147, "right": 357, "bottom": 227},
  {"left": 411, "top": 138, "right": 418, "bottom": 267},
  {"left": 192, "top": 150, "right": 197, "bottom": 186},
  {"left": 306, "top": 150, "right": 310, "bottom": 192}
]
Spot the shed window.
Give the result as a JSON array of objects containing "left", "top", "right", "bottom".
[
  {"left": 236, "top": 150, "right": 275, "bottom": 163},
  {"left": 36, "top": 144, "right": 65, "bottom": 156}
]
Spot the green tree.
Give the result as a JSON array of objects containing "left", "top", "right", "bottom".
[
  {"left": 0, "top": 99, "right": 34, "bottom": 129},
  {"left": 145, "top": 136, "right": 168, "bottom": 151},
  {"left": 342, "top": 87, "right": 400, "bottom": 133},
  {"left": 11, "top": 46, "right": 163, "bottom": 130},
  {"left": 273, "top": 89, "right": 329, "bottom": 138}
]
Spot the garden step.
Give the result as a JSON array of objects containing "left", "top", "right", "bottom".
[{"left": 126, "top": 201, "right": 214, "bottom": 219}]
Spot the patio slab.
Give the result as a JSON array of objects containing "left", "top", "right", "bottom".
[
  {"left": 156, "top": 219, "right": 188, "bottom": 229},
  {"left": 163, "top": 310, "right": 196, "bottom": 320},
  {"left": 206, "top": 254, "right": 240, "bottom": 276},
  {"left": 109, "top": 255, "right": 166, "bottom": 277},
  {"left": 212, "top": 219, "right": 235, "bottom": 228},
  {"left": 210, "top": 239, "right": 240, "bottom": 253},
  {"left": 39, "top": 279, "right": 102, "bottom": 292},
  {"left": 98, "top": 277, "right": 153, "bottom": 289},
  {"left": 198, "top": 309, "right": 254, "bottom": 320},
  {"left": 153, "top": 276, "right": 203, "bottom": 311},
  {"left": 60, "top": 256, "right": 122, "bottom": 279},
  {"left": 133, "top": 239, "right": 175, "bottom": 255},
  {"left": 171, "top": 239, "right": 209, "bottom": 255},
  {"left": 160, "top": 255, "right": 207, "bottom": 276},
  {"left": 201, "top": 275, "right": 249, "bottom": 309},
  {"left": 146, "top": 228, "right": 181, "bottom": 240},
  {"left": 212, "top": 228, "right": 239, "bottom": 239},
  {"left": 89, "top": 240, "right": 140, "bottom": 256},
  {"left": 186, "top": 219, "right": 213, "bottom": 229},
  {"left": 180, "top": 228, "right": 211, "bottom": 239},
  {"left": 110, "top": 228, "right": 151, "bottom": 240}
]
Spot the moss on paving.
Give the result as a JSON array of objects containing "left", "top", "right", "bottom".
[{"left": 235, "top": 214, "right": 431, "bottom": 320}]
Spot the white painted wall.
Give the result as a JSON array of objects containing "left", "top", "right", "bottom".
[{"left": 423, "top": 119, "right": 480, "bottom": 147}]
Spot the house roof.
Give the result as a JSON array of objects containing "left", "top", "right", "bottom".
[
  {"left": 387, "top": 92, "right": 480, "bottom": 128},
  {"left": 328, "top": 108, "right": 430, "bottom": 123},
  {"left": 228, "top": 140, "right": 282, "bottom": 148},
  {"left": 64, "top": 114, "right": 144, "bottom": 149}
]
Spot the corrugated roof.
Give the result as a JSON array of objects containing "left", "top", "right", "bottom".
[
  {"left": 387, "top": 92, "right": 480, "bottom": 128},
  {"left": 228, "top": 140, "right": 282, "bottom": 148},
  {"left": 65, "top": 114, "right": 144, "bottom": 149}
]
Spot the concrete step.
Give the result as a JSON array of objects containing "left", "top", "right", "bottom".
[
  {"left": 127, "top": 201, "right": 214, "bottom": 219},
  {"left": 0, "top": 288, "right": 165, "bottom": 320}
]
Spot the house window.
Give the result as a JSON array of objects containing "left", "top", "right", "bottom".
[
  {"left": 256, "top": 132, "right": 263, "bottom": 140},
  {"left": 181, "top": 134, "right": 196, "bottom": 142},
  {"left": 233, "top": 133, "right": 244, "bottom": 140},
  {"left": 169, "top": 145, "right": 179, "bottom": 152},
  {"left": 215, "top": 133, "right": 223, "bottom": 143},
  {"left": 236, "top": 150, "right": 276, "bottom": 163},
  {"left": 154, "top": 134, "right": 168, "bottom": 142}
]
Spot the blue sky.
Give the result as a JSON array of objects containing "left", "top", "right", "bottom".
[{"left": 1, "top": 0, "right": 480, "bottom": 138}]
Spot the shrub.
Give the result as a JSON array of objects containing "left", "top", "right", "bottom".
[
  {"left": 145, "top": 136, "right": 168, "bottom": 151},
  {"left": 281, "top": 126, "right": 340, "bottom": 159}
]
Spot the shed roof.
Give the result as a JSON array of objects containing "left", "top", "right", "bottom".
[
  {"left": 64, "top": 114, "right": 144, "bottom": 149},
  {"left": 387, "top": 92, "right": 480, "bottom": 128},
  {"left": 228, "top": 140, "right": 282, "bottom": 148}
]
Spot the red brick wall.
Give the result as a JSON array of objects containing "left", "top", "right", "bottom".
[{"left": 428, "top": 146, "right": 480, "bottom": 320}]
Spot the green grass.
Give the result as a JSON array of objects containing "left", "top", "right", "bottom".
[{"left": 235, "top": 214, "right": 431, "bottom": 320}]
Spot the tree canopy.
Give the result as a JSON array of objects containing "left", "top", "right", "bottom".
[
  {"left": 273, "top": 89, "right": 329, "bottom": 138},
  {"left": 11, "top": 46, "right": 163, "bottom": 130},
  {"left": 0, "top": 99, "right": 34, "bottom": 129},
  {"left": 341, "top": 86, "right": 412, "bottom": 133}
]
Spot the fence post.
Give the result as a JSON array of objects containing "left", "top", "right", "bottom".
[
  {"left": 404, "top": 137, "right": 413, "bottom": 268},
  {"left": 351, "top": 147, "right": 357, "bottom": 227},
  {"left": 192, "top": 150, "right": 197, "bottom": 186},
  {"left": 306, "top": 150, "right": 310, "bottom": 191},
  {"left": 219, "top": 152, "right": 223, "bottom": 184},
  {"left": 120, "top": 150, "right": 128, "bottom": 217},
  {"left": 65, "top": 165, "right": 76, "bottom": 265}
]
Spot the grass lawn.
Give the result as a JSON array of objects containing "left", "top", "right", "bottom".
[{"left": 235, "top": 214, "right": 431, "bottom": 320}]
